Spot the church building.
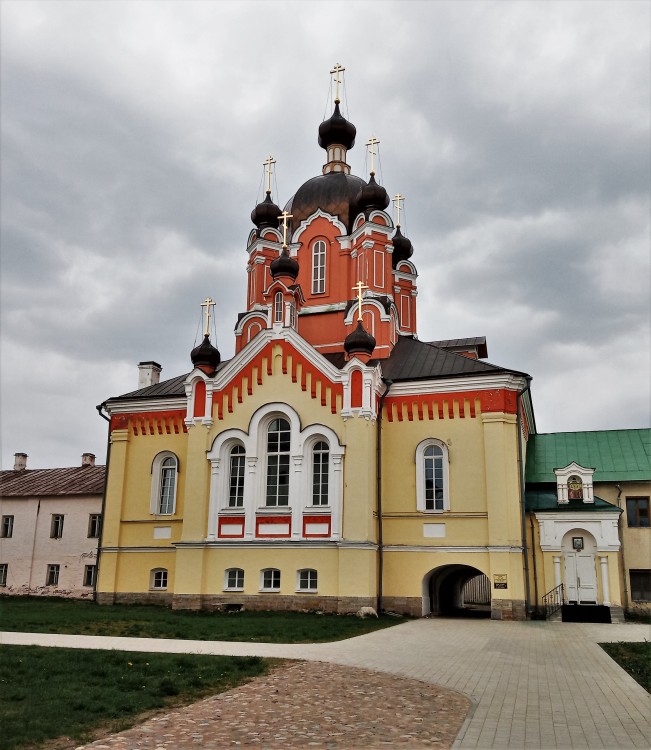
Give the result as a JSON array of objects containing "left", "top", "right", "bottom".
[{"left": 96, "top": 69, "right": 648, "bottom": 621}]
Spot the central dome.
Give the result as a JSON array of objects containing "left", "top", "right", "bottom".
[{"left": 285, "top": 171, "right": 366, "bottom": 234}]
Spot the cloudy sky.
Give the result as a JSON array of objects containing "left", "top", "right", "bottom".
[{"left": 1, "top": 0, "right": 649, "bottom": 469}]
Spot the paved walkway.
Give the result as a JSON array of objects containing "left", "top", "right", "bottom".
[{"left": 2, "top": 619, "right": 650, "bottom": 749}]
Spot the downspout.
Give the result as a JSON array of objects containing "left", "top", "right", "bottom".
[
  {"left": 516, "top": 377, "right": 533, "bottom": 617},
  {"left": 376, "top": 379, "right": 393, "bottom": 614},
  {"left": 529, "top": 514, "right": 539, "bottom": 609},
  {"left": 615, "top": 484, "right": 629, "bottom": 610},
  {"left": 95, "top": 402, "right": 111, "bottom": 603}
]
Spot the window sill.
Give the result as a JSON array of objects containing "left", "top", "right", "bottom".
[
  {"left": 257, "top": 507, "right": 291, "bottom": 514},
  {"left": 260, "top": 588, "right": 280, "bottom": 593},
  {"left": 150, "top": 587, "right": 168, "bottom": 592},
  {"left": 296, "top": 589, "right": 318, "bottom": 594},
  {"left": 224, "top": 587, "right": 244, "bottom": 592}
]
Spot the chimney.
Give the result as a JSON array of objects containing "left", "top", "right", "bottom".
[
  {"left": 138, "top": 361, "right": 162, "bottom": 389},
  {"left": 81, "top": 453, "right": 96, "bottom": 467},
  {"left": 13, "top": 453, "right": 28, "bottom": 471}
]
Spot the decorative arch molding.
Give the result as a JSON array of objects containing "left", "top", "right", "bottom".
[
  {"left": 292, "top": 209, "right": 347, "bottom": 243},
  {"left": 341, "top": 360, "right": 383, "bottom": 419},
  {"left": 366, "top": 209, "right": 392, "bottom": 227},
  {"left": 415, "top": 438, "right": 451, "bottom": 513},
  {"left": 234, "top": 310, "right": 269, "bottom": 336},
  {"left": 206, "top": 402, "right": 345, "bottom": 542},
  {"left": 343, "top": 297, "right": 392, "bottom": 325},
  {"left": 184, "top": 370, "right": 215, "bottom": 428},
  {"left": 394, "top": 259, "right": 417, "bottom": 277}
]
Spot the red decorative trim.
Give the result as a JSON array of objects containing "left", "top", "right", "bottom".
[
  {"left": 384, "top": 389, "right": 517, "bottom": 422},
  {"left": 111, "top": 410, "right": 187, "bottom": 435},
  {"left": 218, "top": 516, "right": 245, "bottom": 538},
  {"left": 256, "top": 514, "right": 292, "bottom": 538},
  {"left": 303, "top": 514, "right": 331, "bottom": 538}
]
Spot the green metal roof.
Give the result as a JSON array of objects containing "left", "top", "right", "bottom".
[
  {"left": 526, "top": 429, "right": 651, "bottom": 483},
  {"left": 525, "top": 488, "right": 621, "bottom": 513}
]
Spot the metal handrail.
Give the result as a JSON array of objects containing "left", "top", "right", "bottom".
[{"left": 542, "top": 583, "right": 564, "bottom": 619}]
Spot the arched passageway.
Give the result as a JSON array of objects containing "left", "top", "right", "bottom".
[{"left": 422, "top": 564, "right": 491, "bottom": 618}]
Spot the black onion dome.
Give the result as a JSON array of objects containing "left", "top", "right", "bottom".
[
  {"left": 357, "top": 173, "right": 390, "bottom": 215},
  {"left": 392, "top": 226, "right": 413, "bottom": 268},
  {"left": 285, "top": 172, "right": 365, "bottom": 234},
  {"left": 191, "top": 335, "right": 221, "bottom": 371},
  {"left": 270, "top": 249, "right": 299, "bottom": 281},
  {"left": 344, "top": 320, "right": 376, "bottom": 358},
  {"left": 318, "top": 101, "right": 356, "bottom": 150},
  {"left": 251, "top": 191, "right": 281, "bottom": 230}
]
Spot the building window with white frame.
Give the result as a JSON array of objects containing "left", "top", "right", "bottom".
[
  {"left": 151, "top": 452, "right": 179, "bottom": 515},
  {"left": 87, "top": 514, "right": 102, "bottom": 538},
  {"left": 274, "top": 291, "right": 284, "bottom": 323},
  {"left": 416, "top": 439, "right": 450, "bottom": 512},
  {"left": 228, "top": 445, "right": 246, "bottom": 507},
  {"left": 0, "top": 564, "right": 7, "bottom": 587},
  {"left": 261, "top": 568, "right": 280, "bottom": 591},
  {"left": 1, "top": 515, "right": 14, "bottom": 538},
  {"left": 83, "top": 565, "right": 97, "bottom": 587},
  {"left": 225, "top": 568, "right": 244, "bottom": 591},
  {"left": 312, "top": 240, "right": 326, "bottom": 294},
  {"left": 266, "top": 418, "right": 290, "bottom": 506},
  {"left": 312, "top": 441, "right": 329, "bottom": 506},
  {"left": 46, "top": 564, "right": 60, "bottom": 586},
  {"left": 150, "top": 568, "right": 168, "bottom": 590},
  {"left": 297, "top": 569, "right": 317, "bottom": 592},
  {"left": 50, "top": 514, "right": 64, "bottom": 539}
]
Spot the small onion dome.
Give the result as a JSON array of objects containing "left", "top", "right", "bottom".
[
  {"left": 391, "top": 226, "right": 413, "bottom": 268},
  {"left": 318, "top": 101, "right": 356, "bottom": 151},
  {"left": 191, "top": 334, "right": 221, "bottom": 373},
  {"left": 344, "top": 320, "right": 376, "bottom": 358},
  {"left": 251, "top": 191, "right": 281, "bottom": 230},
  {"left": 270, "top": 248, "right": 299, "bottom": 281},
  {"left": 357, "top": 173, "right": 390, "bottom": 215}
]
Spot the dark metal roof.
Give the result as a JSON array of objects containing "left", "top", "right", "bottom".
[
  {"left": 428, "top": 337, "right": 488, "bottom": 359},
  {"left": 524, "top": 486, "right": 621, "bottom": 513},
  {"left": 285, "top": 172, "right": 366, "bottom": 234},
  {"left": 526, "top": 429, "right": 651, "bottom": 483},
  {"left": 0, "top": 466, "right": 106, "bottom": 497}
]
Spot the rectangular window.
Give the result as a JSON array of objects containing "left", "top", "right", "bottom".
[
  {"left": 626, "top": 497, "right": 649, "bottom": 527},
  {"left": 266, "top": 455, "right": 290, "bottom": 506},
  {"left": 630, "top": 570, "right": 651, "bottom": 601},
  {"left": 226, "top": 568, "right": 244, "bottom": 590},
  {"left": 151, "top": 569, "right": 168, "bottom": 590},
  {"left": 83, "top": 565, "right": 97, "bottom": 587},
  {"left": 261, "top": 569, "right": 280, "bottom": 590},
  {"left": 229, "top": 451, "right": 246, "bottom": 508},
  {"left": 87, "top": 514, "right": 102, "bottom": 538},
  {"left": 1, "top": 515, "right": 14, "bottom": 538},
  {"left": 46, "top": 564, "right": 60, "bottom": 586},
  {"left": 50, "top": 515, "right": 64, "bottom": 539},
  {"left": 0, "top": 564, "right": 7, "bottom": 587},
  {"left": 298, "top": 569, "right": 317, "bottom": 591}
]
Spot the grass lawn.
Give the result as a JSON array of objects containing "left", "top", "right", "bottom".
[
  {"left": 600, "top": 641, "right": 650, "bottom": 692},
  {"left": 0, "top": 596, "right": 405, "bottom": 642},
  {"left": 0, "top": 644, "right": 272, "bottom": 750}
]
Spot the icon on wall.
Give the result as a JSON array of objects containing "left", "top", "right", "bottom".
[{"left": 572, "top": 536, "right": 584, "bottom": 550}]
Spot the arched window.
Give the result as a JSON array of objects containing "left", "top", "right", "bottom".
[
  {"left": 150, "top": 452, "right": 179, "bottom": 515},
  {"left": 228, "top": 445, "right": 245, "bottom": 507},
  {"left": 224, "top": 568, "right": 244, "bottom": 590},
  {"left": 297, "top": 569, "right": 317, "bottom": 592},
  {"left": 312, "top": 240, "right": 326, "bottom": 294},
  {"left": 568, "top": 475, "right": 583, "bottom": 500},
  {"left": 150, "top": 568, "right": 168, "bottom": 590},
  {"left": 261, "top": 568, "right": 280, "bottom": 591},
  {"left": 266, "top": 418, "right": 290, "bottom": 506},
  {"left": 312, "top": 441, "right": 329, "bottom": 506},
  {"left": 416, "top": 439, "right": 450, "bottom": 513},
  {"left": 274, "top": 291, "right": 284, "bottom": 323}
]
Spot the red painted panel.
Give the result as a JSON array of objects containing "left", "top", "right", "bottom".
[
  {"left": 193, "top": 380, "right": 206, "bottom": 418},
  {"left": 351, "top": 369, "right": 363, "bottom": 408},
  {"left": 218, "top": 517, "right": 245, "bottom": 538},
  {"left": 256, "top": 515, "right": 292, "bottom": 538},
  {"left": 302, "top": 515, "right": 331, "bottom": 538}
]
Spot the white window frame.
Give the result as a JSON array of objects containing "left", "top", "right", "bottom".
[
  {"left": 297, "top": 568, "right": 317, "bottom": 592},
  {"left": 0, "top": 563, "right": 7, "bottom": 587},
  {"left": 274, "top": 291, "right": 284, "bottom": 323},
  {"left": 260, "top": 568, "right": 281, "bottom": 592},
  {"left": 1, "top": 515, "right": 14, "bottom": 538},
  {"left": 50, "top": 515, "right": 64, "bottom": 539},
  {"left": 311, "top": 440, "right": 330, "bottom": 507},
  {"left": 87, "top": 514, "right": 102, "bottom": 538},
  {"left": 224, "top": 568, "right": 244, "bottom": 591},
  {"left": 416, "top": 438, "right": 450, "bottom": 513},
  {"left": 265, "top": 417, "right": 291, "bottom": 507},
  {"left": 312, "top": 240, "right": 326, "bottom": 294},
  {"left": 228, "top": 444, "right": 246, "bottom": 508},
  {"left": 46, "top": 564, "right": 60, "bottom": 586},
  {"left": 83, "top": 565, "right": 97, "bottom": 587},
  {"left": 150, "top": 568, "right": 168, "bottom": 590},
  {"left": 150, "top": 452, "right": 179, "bottom": 515}
]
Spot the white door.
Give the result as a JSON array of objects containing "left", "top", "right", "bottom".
[{"left": 562, "top": 531, "right": 598, "bottom": 604}]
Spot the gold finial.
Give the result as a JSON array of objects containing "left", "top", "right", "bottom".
[
  {"left": 366, "top": 136, "right": 380, "bottom": 176},
  {"left": 200, "top": 297, "right": 216, "bottom": 337},
  {"left": 393, "top": 193, "right": 405, "bottom": 227},
  {"left": 263, "top": 155, "right": 276, "bottom": 195},
  {"left": 330, "top": 63, "right": 345, "bottom": 104},
  {"left": 278, "top": 210, "right": 293, "bottom": 249},
  {"left": 352, "top": 280, "right": 369, "bottom": 322}
]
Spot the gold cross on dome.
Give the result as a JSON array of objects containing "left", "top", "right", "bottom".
[
  {"left": 201, "top": 297, "right": 215, "bottom": 337},
  {"left": 393, "top": 193, "right": 405, "bottom": 227},
  {"left": 352, "top": 281, "right": 369, "bottom": 322},
  {"left": 278, "top": 210, "right": 293, "bottom": 248},
  {"left": 330, "top": 63, "right": 345, "bottom": 103},
  {"left": 263, "top": 155, "right": 276, "bottom": 194},
  {"left": 366, "top": 136, "right": 380, "bottom": 175}
]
